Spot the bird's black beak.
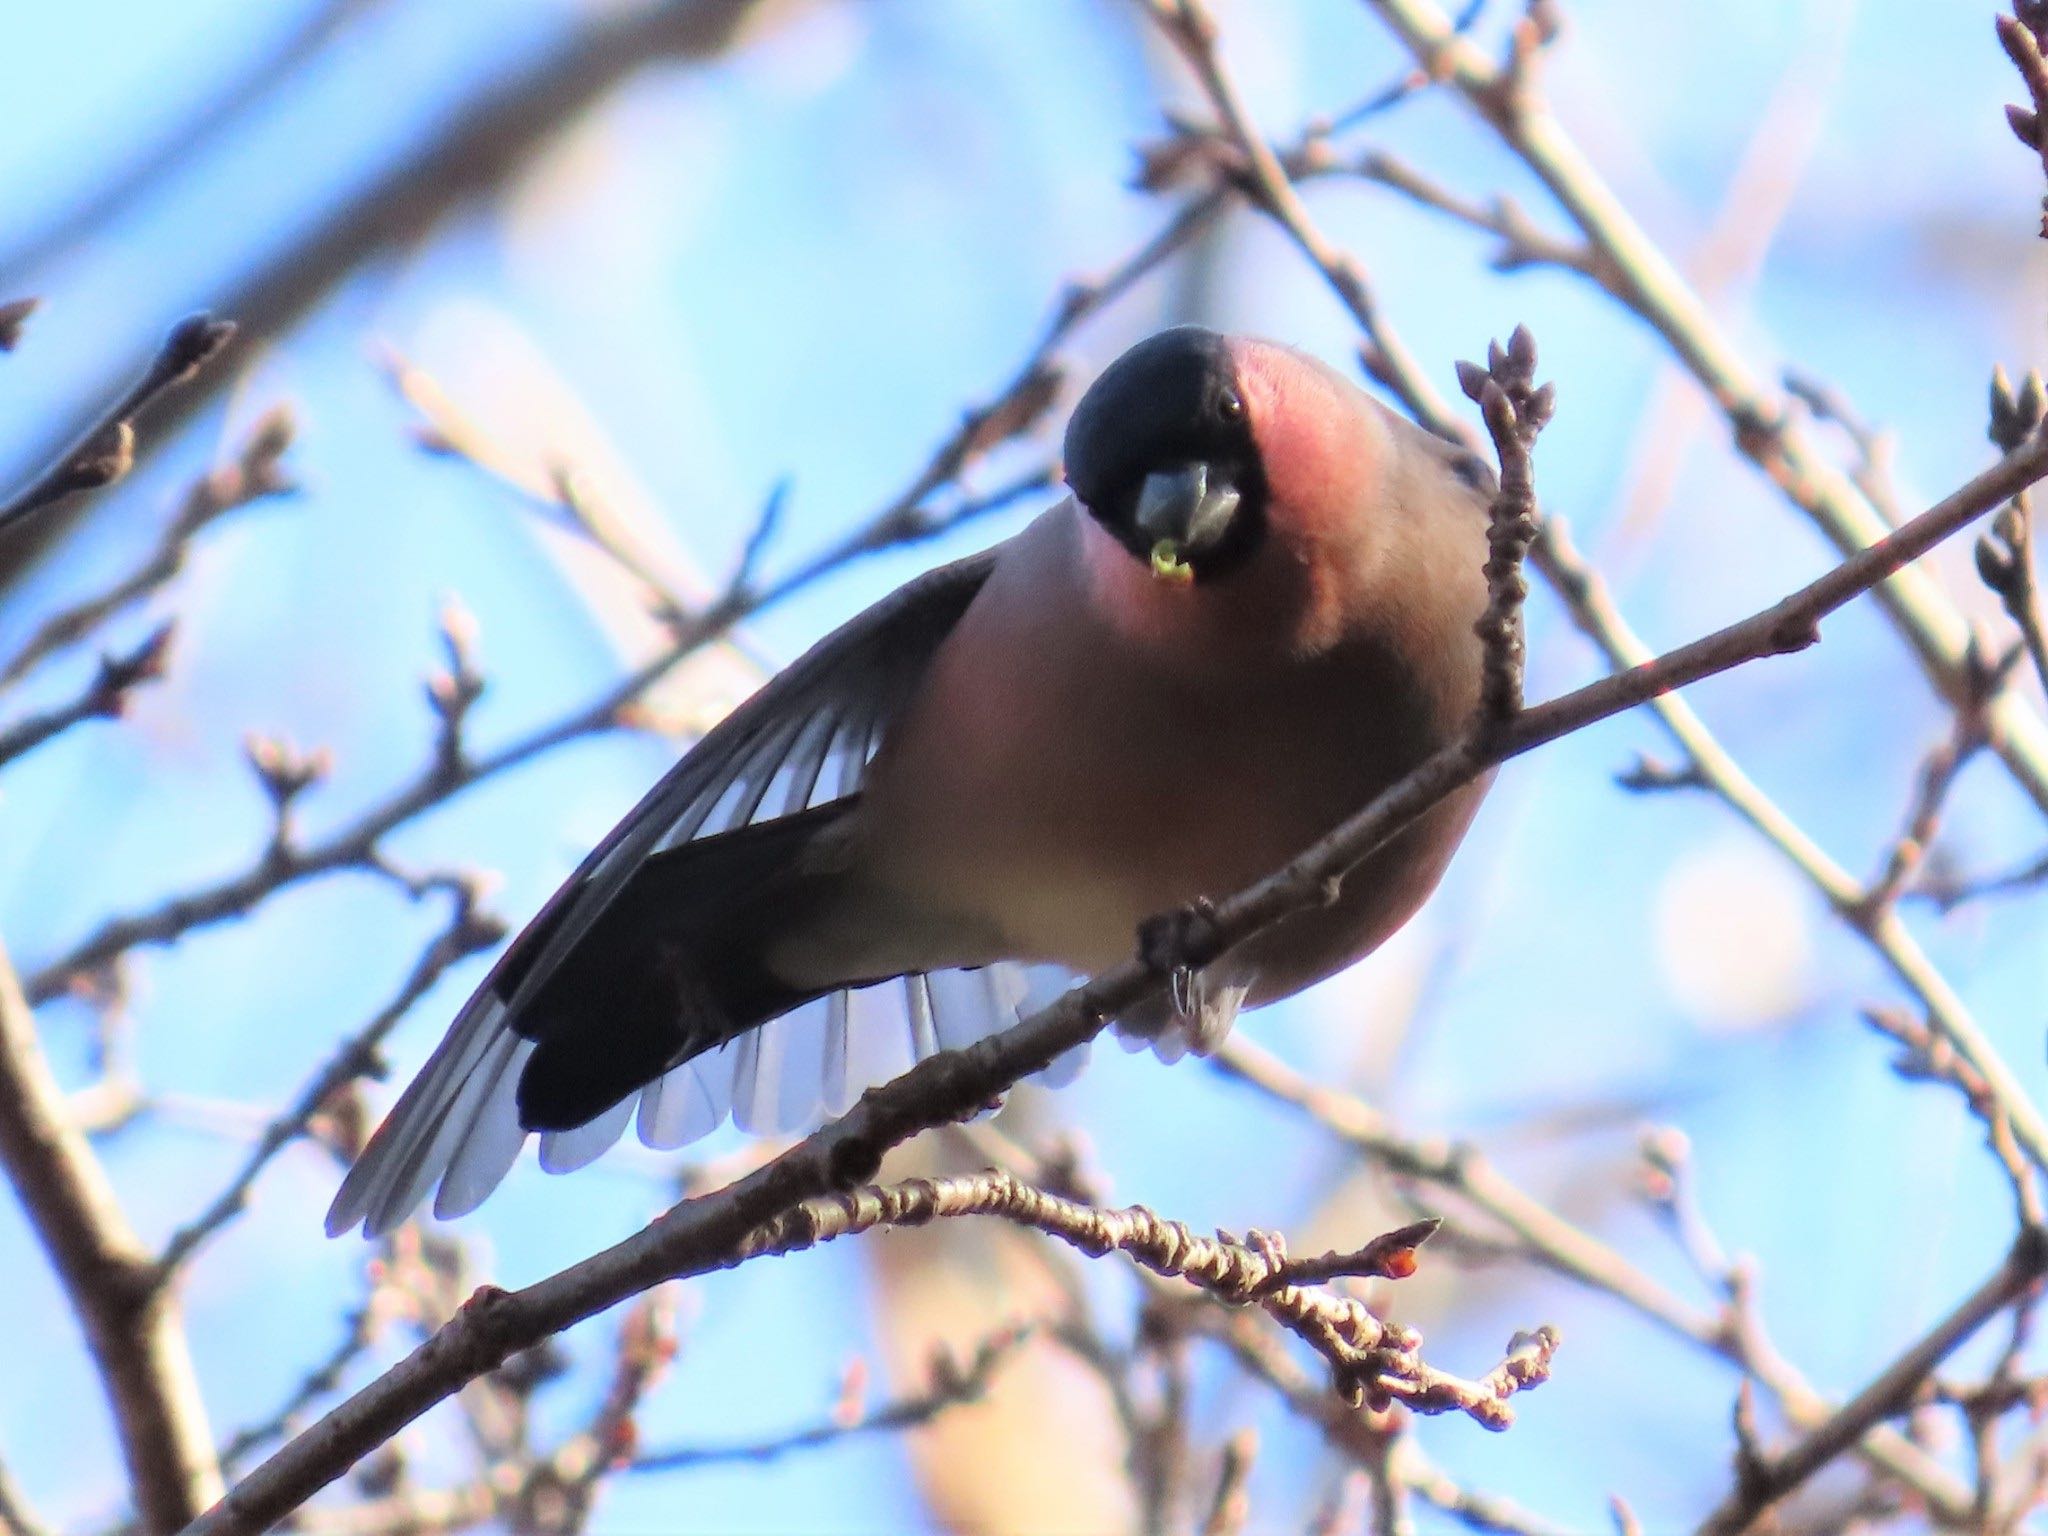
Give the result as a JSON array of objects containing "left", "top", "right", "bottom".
[{"left": 1135, "top": 462, "right": 1241, "bottom": 583}]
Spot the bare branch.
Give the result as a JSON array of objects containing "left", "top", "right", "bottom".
[
  {"left": 1217, "top": 1040, "right": 1974, "bottom": 1520},
  {"left": 1, "top": 405, "right": 295, "bottom": 688},
  {"left": 0, "top": 621, "right": 174, "bottom": 770},
  {"left": 1696, "top": 1229, "right": 2048, "bottom": 1536},
  {"left": 632, "top": 1323, "right": 1033, "bottom": 1472},
  {"left": 0, "top": 937, "right": 222, "bottom": 1528}
]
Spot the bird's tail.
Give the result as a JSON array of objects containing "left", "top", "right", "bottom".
[{"left": 324, "top": 800, "right": 863, "bottom": 1238}]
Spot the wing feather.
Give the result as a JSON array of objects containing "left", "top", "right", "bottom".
[{"left": 327, "top": 549, "right": 1002, "bottom": 1236}]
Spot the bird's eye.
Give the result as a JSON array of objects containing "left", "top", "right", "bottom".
[{"left": 1216, "top": 389, "right": 1245, "bottom": 423}]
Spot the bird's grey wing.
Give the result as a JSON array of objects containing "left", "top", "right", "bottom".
[{"left": 327, "top": 546, "right": 1044, "bottom": 1237}]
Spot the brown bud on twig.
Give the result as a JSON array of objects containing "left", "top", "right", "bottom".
[{"left": 0, "top": 297, "right": 37, "bottom": 352}]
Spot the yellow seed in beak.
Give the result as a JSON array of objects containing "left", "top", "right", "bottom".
[{"left": 1150, "top": 539, "right": 1194, "bottom": 585}]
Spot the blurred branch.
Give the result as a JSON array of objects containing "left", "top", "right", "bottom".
[
  {"left": 0, "top": 1460, "right": 51, "bottom": 1536},
  {"left": 1785, "top": 370, "right": 1907, "bottom": 528},
  {"left": 632, "top": 1323, "right": 1033, "bottom": 1471},
  {"left": 1216, "top": 1039, "right": 1976, "bottom": 1521},
  {"left": 0, "top": 620, "right": 174, "bottom": 770},
  {"left": 0, "top": 0, "right": 793, "bottom": 585},
  {"left": 1913, "top": 843, "right": 2048, "bottom": 911},
  {"left": 0, "top": 405, "right": 295, "bottom": 687},
  {"left": 1696, "top": 1229, "right": 2048, "bottom": 1536},
  {"left": 518, "top": 1286, "right": 678, "bottom": 1528},
  {"left": 151, "top": 883, "right": 505, "bottom": 1284},
  {"left": 0, "top": 314, "right": 235, "bottom": 539},
  {"left": 0, "top": 936, "right": 222, "bottom": 1529},
  {"left": 0, "top": 300, "right": 38, "bottom": 353},
  {"left": 380, "top": 349, "right": 695, "bottom": 627},
  {"left": 1198, "top": 1427, "right": 1256, "bottom": 1536},
  {"left": 1352, "top": 149, "right": 1602, "bottom": 280},
  {"left": 217, "top": 1304, "right": 382, "bottom": 1477},
  {"left": 1978, "top": 365, "right": 2048, "bottom": 700},
  {"left": 192, "top": 412, "right": 2048, "bottom": 1532}
]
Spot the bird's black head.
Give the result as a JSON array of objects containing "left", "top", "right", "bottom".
[{"left": 1063, "top": 326, "right": 1269, "bottom": 584}]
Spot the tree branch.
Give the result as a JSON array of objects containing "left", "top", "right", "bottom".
[
  {"left": 0, "top": 314, "right": 234, "bottom": 538},
  {"left": 1696, "top": 1228, "right": 2048, "bottom": 1536},
  {"left": 0, "top": 937, "right": 222, "bottom": 1530}
]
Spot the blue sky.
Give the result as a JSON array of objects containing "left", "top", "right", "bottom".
[{"left": 3, "top": 0, "right": 2047, "bottom": 1530}]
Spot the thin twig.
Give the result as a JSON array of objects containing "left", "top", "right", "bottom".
[
  {"left": 1695, "top": 1229, "right": 2048, "bottom": 1536},
  {"left": 152, "top": 890, "right": 505, "bottom": 1283},
  {"left": 1456, "top": 325, "right": 1552, "bottom": 731},
  {"left": 0, "top": 622, "right": 175, "bottom": 770},
  {"left": 632, "top": 1324, "right": 1033, "bottom": 1472},
  {"left": 0, "top": 1, "right": 381, "bottom": 295},
  {"left": 1352, "top": 150, "right": 1602, "bottom": 279},
  {"left": 0, "top": 314, "right": 235, "bottom": 537},
  {"left": 0, "top": 405, "right": 294, "bottom": 687}
]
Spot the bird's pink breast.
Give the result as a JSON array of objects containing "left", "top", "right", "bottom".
[{"left": 852, "top": 506, "right": 1470, "bottom": 986}]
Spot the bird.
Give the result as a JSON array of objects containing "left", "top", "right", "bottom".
[{"left": 326, "top": 325, "right": 1499, "bottom": 1238}]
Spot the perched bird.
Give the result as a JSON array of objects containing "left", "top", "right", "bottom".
[{"left": 327, "top": 326, "right": 1497, "bottom": 1238}]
